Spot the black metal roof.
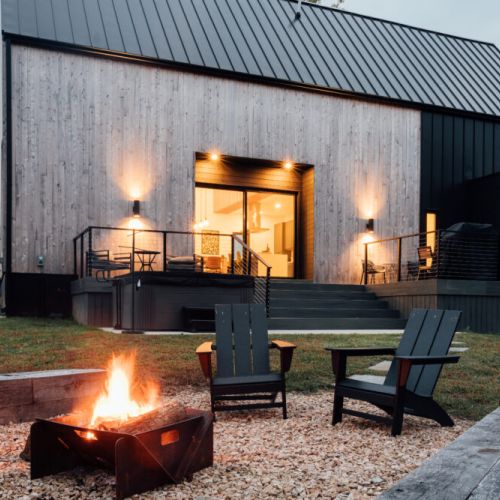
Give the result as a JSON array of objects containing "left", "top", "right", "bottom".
[{"left": 3, "top": 0, "right": 500, "bottom": 117}]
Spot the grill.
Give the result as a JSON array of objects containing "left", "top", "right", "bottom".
[{"left": 29, "top": 409, "right": 213, "bottom": 499}]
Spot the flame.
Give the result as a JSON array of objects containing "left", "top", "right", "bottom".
[{"left": 88, "top": 353, "right": 160, "bottom": 430}]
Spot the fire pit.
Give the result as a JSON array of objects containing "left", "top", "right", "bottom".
[{"left": 26, "top": 353, "right": 213, "bottom": 499}]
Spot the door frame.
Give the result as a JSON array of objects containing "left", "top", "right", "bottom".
[{"left": 195, "top": 182, "right": 301, "bottom": 278}]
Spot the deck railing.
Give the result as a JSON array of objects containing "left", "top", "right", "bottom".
[
  {"left": 73, "top": 226, "right": 272, "bottom": 315},
  {"left": 363, "top": 228, "right": 499, "bottom": 284}
]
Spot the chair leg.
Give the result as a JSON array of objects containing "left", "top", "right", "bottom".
[
  {"left": 281, "top": 384, "right": 288, "bottom": 419},
  {"left": 429, "top": 401, "right": 454, "bottom": 427},
  {"left": 332, "top": 392, "right": 344, "bottom": 425},
  {"left": 391, "top": 400, "right": 405, "bottom": 436}
]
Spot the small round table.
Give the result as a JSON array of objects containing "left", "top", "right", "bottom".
[{"left": 134, "top": 250, "right": 160, "bottom": 272}]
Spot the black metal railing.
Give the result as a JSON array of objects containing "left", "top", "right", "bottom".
[
  {"left": 73, "top": 226, "right": 272, "bottom": 315},
  {"left": 363, "top": 229, "right": 499, "bottom": 284}
]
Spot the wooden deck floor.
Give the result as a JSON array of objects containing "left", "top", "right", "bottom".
[{"left": 381, "top": 407, "right": 500, "bottom": 499}]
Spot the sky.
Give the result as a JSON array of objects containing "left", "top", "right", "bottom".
[{"left": 318, "top": 0, "right": 500, "bottom": 47}]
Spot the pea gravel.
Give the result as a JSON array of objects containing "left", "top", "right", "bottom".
[{"left": 0, "top": 389, "right": 469, "bottom": 499}]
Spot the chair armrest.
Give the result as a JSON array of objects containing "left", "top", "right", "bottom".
[
  {"left": 325, "top": 347, "right": 396, "bottom": 357},
  {"left": 271, "top": 340, "right": 296, "bottom": 374},
  {"left": 327, "top": 347, "right": 396, "bottom": 383},
  {"left": 394, "top": 355, "right": 460, "bottom": 389},
  {"left": 395, "top": 355, "right": 460, "bottom": 366},
  {"left": 196, "top": 341, "right": 214, "bottom": 354},
  {"left": 271, "top": 340, "right": 297, "bottom": 350},
  {"left": 196, "top": 342, "right": 214, "bottom": 380}
]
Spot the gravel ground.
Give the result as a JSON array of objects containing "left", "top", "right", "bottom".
[{"left": 0, "top": 389, "right": 470, "bottom": 499}]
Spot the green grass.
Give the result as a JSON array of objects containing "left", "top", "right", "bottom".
[{"left": 0, "top": 317, "right": 498, "bottom": 421}]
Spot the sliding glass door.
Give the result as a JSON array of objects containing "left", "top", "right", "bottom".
[{"left": 195, "top": 186, "right": 296, "bottom": 278}]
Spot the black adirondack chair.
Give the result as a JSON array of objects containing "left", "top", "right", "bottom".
[
  {"left": 196, "top": 304, "right": 296, "bottom": 419},
  {"left": 326, "top": 309, "right": 462, "bottom": 436}
]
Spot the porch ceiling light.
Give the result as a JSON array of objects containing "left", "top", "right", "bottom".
[
  {"left": 209, "top": 152, "right": 220, "bottom": 161},
  {"left": 132, "top": 200, "right": 141, "bottom": 218},
  {"left": 283, "top": 161, "right": 293, "bottom": 170}
]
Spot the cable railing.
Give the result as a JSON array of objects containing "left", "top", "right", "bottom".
[
  {"left": 73, "top": 226, "right": 272, "bottom": 315},
  {"left": 363, "top": 227, "right": 499, "bottom": 284}
]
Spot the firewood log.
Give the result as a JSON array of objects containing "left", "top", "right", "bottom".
[{"left": 95, "top": 401, "right": 187, "bottom": 435}]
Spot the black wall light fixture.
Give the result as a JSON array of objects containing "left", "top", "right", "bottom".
[
  {"left": 366, "top": 218, "right": 375, "bottom": 233},
  {"left": 132, "top": 200, "right": 141, "bottom": 218}
]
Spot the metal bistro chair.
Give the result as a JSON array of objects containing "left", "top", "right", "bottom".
[
  {"left": 360, "top": 259, "right": 387, "bottom": 284},
  {"left": 86, "top": 250, "right": 130, "bottom": 281}
]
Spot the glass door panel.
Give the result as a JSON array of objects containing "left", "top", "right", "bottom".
[
  {"left": 246, "top": 192, "right": 295, "bottom": 278},
  {"left": 194, "top": 187, "right": 243, "bottom": 273}
]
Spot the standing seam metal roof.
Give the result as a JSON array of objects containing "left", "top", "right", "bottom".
[{"left": 2, "top": 0, "right": 500, "bottom": 117}]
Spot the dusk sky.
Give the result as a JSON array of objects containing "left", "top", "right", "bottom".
[{"left": 318, "top": 0, "right": 500, "bottom": 47}]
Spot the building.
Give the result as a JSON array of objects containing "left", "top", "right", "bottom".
[{"left": 1, "top": 0, "right": 499, "bottom": 330}]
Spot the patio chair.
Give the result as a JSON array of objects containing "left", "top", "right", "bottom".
[
  {"left": 196, "top": 304, "right": 296, "bottom": 419},
  {"left": 360, "top": 259, "right": 386, "bottom": 284},
  {"left": 417, "top": 245, "right": 435, "bottom": 279},
  {"left": 326, "top": 308, "right": 462, "bottom": 436},
  {"left": 86, "top": 250, "right": 130, "bottom": 281}
]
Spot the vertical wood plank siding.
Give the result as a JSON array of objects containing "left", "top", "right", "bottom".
[
  {"left": 11, "top": 45, "right": 421, "bottom": 283},
  {"left": 301, "top": 168, "right": 314, "bottom": 280},
  {"left": 420, "top": 111, "right": 500, "bottom": 229}
]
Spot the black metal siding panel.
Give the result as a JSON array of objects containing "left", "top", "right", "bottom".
[
  {"left": 420, "top": 111, "right": 500, "bottom": 230},
  {"left": 495, "top": 125, "right": 500, "bottom": 174},
  {"left": 2, "top": 0, "right": 500, "bottom": 117}
]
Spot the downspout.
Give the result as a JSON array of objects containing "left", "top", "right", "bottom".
[{"left": 5, "top": 37, "right": 12, "bottom": 276}]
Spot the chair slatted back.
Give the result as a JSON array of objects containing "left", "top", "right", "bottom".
[
  {"left": 215, "top": 304, "right": 270, "bottom": 378},
  {"left": 384, "top": 309, "right": 461, "bottom": 396}
]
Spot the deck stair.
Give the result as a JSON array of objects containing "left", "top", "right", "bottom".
[{"left": 268, "top": 279, "right": 406, "bottom": 330}]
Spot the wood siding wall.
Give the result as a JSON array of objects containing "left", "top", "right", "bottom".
[
  {"left": 10, "top": 45, "right": 421, "bottom": 283},
  {"left": 301, "top": 168, "right": 314, "bottom": 280},
  {"left": 195, "top": 159, "right": 303, "bottom": 192}
]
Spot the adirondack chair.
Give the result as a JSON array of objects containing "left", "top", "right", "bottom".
[
  {"left": 326, "top": 309, "right": 462, "bottom": 436},
  {"left": 196, "top": 304, "right": 296, "bottom": 419}
]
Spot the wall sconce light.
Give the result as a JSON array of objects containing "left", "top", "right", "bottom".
[
  {"left": 132, "top": 200, "right": 141, "bottom": 218},
  {"left": 366, "top": 218, "right": 375, "bottom": 233}
]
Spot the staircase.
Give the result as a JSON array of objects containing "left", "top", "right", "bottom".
[{"left": 268, "top": 280, "right": 406, "bottom": 330}]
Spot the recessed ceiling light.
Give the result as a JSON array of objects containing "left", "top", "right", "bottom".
[
  {"left": 210, "top": 152, "right": 220, "bottom": 161},
  {"left": 275, "top": 202, "right": 282, "bottom": 209},
  {"left": 284, "top": 161, "right": 293, "bottom": 170}
]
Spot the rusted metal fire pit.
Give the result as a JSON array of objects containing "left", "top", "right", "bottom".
[{"left": 29, "top": 408, "right": 213, "bottom": 499}]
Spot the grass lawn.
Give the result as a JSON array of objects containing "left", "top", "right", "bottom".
[{"left": 0, "top": 317, "right": 498, "bottom": 421}]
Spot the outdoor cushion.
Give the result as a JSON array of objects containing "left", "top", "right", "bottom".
[{"left": 213, "top": 373, "right": 282, "bottom": 386}]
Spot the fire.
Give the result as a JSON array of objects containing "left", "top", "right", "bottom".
[{"left": 88, "top": 353, "right": 160, "bottom": 430}]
